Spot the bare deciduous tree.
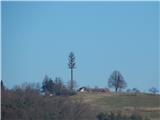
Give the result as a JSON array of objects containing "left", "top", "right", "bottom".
[
  {"left": 68, "top": 52, "right": 76, "bottom": 91},
  {"left": 108, "top": 70, "right": 127, "bottom": 92}
]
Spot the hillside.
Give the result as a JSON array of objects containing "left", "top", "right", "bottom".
[
  {"left": 2, "top": 87, "right": 160, "bottom": 120},
  {"left": 73, "top": 92, "right": 160, "bottom": 120}
]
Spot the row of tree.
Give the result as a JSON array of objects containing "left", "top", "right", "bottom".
[{"left": 1, "top": 52, "right": 159, "bottom": 95}]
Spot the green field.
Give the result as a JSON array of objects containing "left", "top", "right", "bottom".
[{"left": 73, "top": 92, "right": 160, "bottom": 120}]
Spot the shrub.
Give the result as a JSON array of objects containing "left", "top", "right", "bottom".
[
  {"left": 96, "top": 112, "right": 150, "bottom": 120},
  {"left": 42, "top": 76, "right": 77, "bottom": 96},
  {"left": 1, "top": 84, "right": 94, "bottom": 120}
]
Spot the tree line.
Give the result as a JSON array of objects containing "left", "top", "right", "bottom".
[{"left": 1, "top": 52, "right": 159, "bottom": 96}]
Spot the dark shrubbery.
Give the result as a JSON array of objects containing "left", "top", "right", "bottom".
[
  {"left": 1, "top": 83, "right": 95, "bottom": 120},
  {"left": 1, "top": 82, "right": 150, "bottom": 120},
  {"left": 96, "top": 112, "right": 150, "bottom": 120},
  {"left": 42, "top": 76, "right": 77, "bottom": 96}
]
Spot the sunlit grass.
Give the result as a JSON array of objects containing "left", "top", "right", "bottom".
[{"left": 73, "top": 92, "right": 160, "bottom": 120}]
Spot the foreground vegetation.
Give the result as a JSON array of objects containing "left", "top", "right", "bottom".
[
  {"left": 1, "top": 85, "right": 95, "bottom": 120},
  {"left": 1, "top": 82, "right": 160, "bottom": 120},
  {"left": 97, "top": 112, "right": 149, "bottom": 120}
]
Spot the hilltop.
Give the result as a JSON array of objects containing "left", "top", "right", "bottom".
[{"left": 73, "top": 92, "right": 160, "bottom": 120}]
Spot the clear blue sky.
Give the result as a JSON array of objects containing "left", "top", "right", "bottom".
[{"left": 2, "top": 2, "right": 159, "bottom": 91}]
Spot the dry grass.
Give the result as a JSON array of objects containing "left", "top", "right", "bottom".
[{"left": 73, "top": 92, "right": 160, "bottom": 120}]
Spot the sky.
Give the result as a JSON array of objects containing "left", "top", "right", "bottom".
[{"left": 2, "top": 1, "right": 159, "bottom": 92}]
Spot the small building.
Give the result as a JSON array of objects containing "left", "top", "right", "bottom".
[
  {"left": 78, "top": 87, "right": 88, "bottom": 92},
  {"left": 78, "top": 87, "right": 110, "bottom": 93}
]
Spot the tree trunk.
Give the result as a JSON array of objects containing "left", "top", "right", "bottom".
[{"left": 71, "top": 68, "right": 73, "bottom": 90}]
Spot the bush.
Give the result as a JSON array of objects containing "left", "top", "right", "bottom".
[
  {"left": 96, "top": 112, "right": 150, "bottom": 120},
  {"left": 1, "top": 84, "right": 94, "bottom": 120},
  {"left": 42, "top": 76, "right": 77, "bottom": 96}
]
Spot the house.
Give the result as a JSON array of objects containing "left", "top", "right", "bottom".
[
  {"left": 78, "top": 86, "right": 110, "bottom": 93},
  {"left": 78, "top": 87, "right": 88, "bottom": 92}
]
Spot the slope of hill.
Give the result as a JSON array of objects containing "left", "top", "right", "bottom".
[{"left": 73, "top": 92, "right": 160, "bottom": 120}]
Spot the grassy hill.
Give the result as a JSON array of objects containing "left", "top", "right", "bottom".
[
  {"left": 2, "top": 85, "right": 160, "bottom": 120},
  {"left": 73, "top": 92, "right": 160, "bottom": 120}
]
